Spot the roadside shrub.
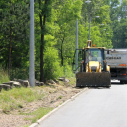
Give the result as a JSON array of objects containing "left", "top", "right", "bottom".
[
  {"left": 44, "top": 47, "right": 63, "bottom": 80},
  {"left": 10, "top": 67, "right": 29, "bottom": 80},
  {"left": 63, "top": 63, "right": 74, "bottom": 77}
]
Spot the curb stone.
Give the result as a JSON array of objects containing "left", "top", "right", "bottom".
[{"left": 29, "top": 88, "right": 88, "bottom": 127}]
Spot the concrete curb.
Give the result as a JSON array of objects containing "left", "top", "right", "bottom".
[{"left": 29, "top": 88, "right": 88, "bottom": 127}]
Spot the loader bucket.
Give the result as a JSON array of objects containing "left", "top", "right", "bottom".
[{"left": 76, "top": 72, "right": 111, "bottom": 87}]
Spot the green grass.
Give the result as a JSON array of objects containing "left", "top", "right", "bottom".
[
  {"left": 0, "top": 87, "right": 44, "bottom": 113},
  {"left": 0, "top": 86, "right": 53, "bottom": 126},
  {"left": 59, "top": 77, "right": 76, "bottom": 87},
  {"left": 68, "top": 77, "right": 76, "bottom": 86},
  {"left": 22, "top": 107, "right": 53, "bottom": 123},
  {"left": 58, "top": 95, "right": 63, "bottom": 99},
  {"left": 0, "top": 69, "right": 9, "bottom": 84}
]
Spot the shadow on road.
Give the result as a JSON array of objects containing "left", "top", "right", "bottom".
[
  {"left": 74, "top": 86, "right": 110, "bottom": 89},
  {"left": 74, "top": 80, "right": 127, "bottom": 89},
  {"left": 111, "top": 82, "right": 121, "bottom": 85},
  {"left": 73, "top": 86, "right": 87, "bottom": 89},
  {"left": 88, "top": 87, "right": 110, "bottom": 89}
]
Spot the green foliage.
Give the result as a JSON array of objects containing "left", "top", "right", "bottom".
[
  {"left": 0, "top": 1, "right": 29, "bottom": 69},
  {"left": 112, "top": 19, "right": 127, "bottom": 48},
  {"left": 80, "top": 0, "right": 113, "bottom": 49},
  {"left": 118, "top": 0, "right": 127, "bottom": 19},
  {"left": 109, "top": 0, "right": 120, "bottom": 21},
  {"left": 10, "top": 68, "right": 29, "bottom": 80},
  {"left": 63, "top": 63, "right": 75, "bottom": 78},
  {"left": 111, "top": 0, "right": 127, "bottom": 48},
  {"left": 44, "top": 46, "right": 63, "bottom": 80},
  {"left": 0, "top": 0, "right": 117, "bottom": 81},
  {"left": 54, "top": 0, "right": 83, "bottom": 66}
]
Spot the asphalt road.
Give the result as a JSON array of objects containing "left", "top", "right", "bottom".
[{"left": 39, "top": 80, "right": 127, "bottom": 127}]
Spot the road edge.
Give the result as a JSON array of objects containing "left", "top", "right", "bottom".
[{"left": 29, "top": 87, "right": 88, "bottom": 127}]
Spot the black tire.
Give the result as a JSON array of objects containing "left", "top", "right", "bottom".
[
  {"left": 106, "top": 86, "right": 110, "bottom": 88},
  {"left": 124, "top": 80, "right": 127, "bottom": 84},
  {"left": 120, "top": 80, "right": 124, "bottom": 84}
]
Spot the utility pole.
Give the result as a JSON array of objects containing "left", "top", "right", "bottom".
[
  {"left": 29, "top": 0, "right": 35, "bottom": 87},
  {"left": 75, "top": 19, "right": 78, "bottom": 73},
  {"left": 89, "top": 14, "right": 91, "bottom": 40},
  {"left": 85, "top": 1, "right": 91, "bottom": 40}
]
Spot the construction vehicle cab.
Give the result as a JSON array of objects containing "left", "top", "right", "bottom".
[{"left": 76, "top": 40, "right": 111, "bottom": 88}]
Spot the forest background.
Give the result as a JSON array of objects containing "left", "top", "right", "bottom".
[{"left": 0, "top": 0, "right": 127, "bottom": 82}]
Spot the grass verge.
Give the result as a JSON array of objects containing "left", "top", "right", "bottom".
[
  {"left": 22, "top": 107, "right": 53, "bottom": 123},
  {"left": 0, "top": 87, "right": 44, "bottom": 113},
  {"left": 0, "top": 76, "right": 77, "bottom": 126}
]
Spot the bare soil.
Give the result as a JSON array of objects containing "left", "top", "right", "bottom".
[{"left": 0, "top": 80, "right": 82, "bottom": 127}]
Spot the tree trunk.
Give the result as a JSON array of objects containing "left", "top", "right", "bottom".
[
  {"left": 61, "top": 37, "right": 64, "bottom": 66},
  {"left": 39, "top": 0, "right": 47, "bottom": 82},
  {"left": 8, "top": 2, "right": 12, "bottom": 75},
  {"left": 8, "top": 25, "right": 12, "bottom": 75},
  {"left": 39, "top": 14, "right": 45, "bottom": 82}
]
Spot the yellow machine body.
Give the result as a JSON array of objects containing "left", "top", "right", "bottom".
[
  {"left": 76, "top": 40, "right": 111, "bottom": 87},
  {"left": 87, "top": 61, "right": 100, "bottom": 72}
]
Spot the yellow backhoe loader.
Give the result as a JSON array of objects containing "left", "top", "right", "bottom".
[{"left": 76, "top": 40, "right": 111, "bottom": 88}]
